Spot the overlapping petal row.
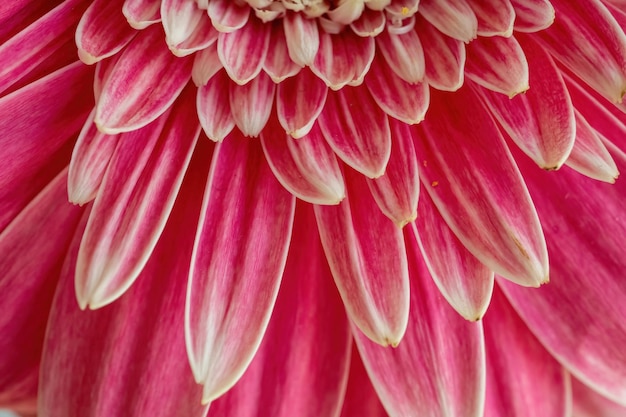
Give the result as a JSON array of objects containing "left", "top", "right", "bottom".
[{"left": 2, "top": 0, "right": 626, "bottom": 416}]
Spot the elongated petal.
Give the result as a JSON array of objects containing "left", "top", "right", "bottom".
[
  {"left": 413, "top": 191, "right": 494, "bottom": 320},
  {"left": 510, "top": 0, "right": 554, "bottom": 32},
  {"left": 218, "top": 16, "right": 270, "bottom": 85},
  {"left": 314, "top": 168, "right": 409, "bottom": 346},
  {"left": 375, "top": 25, "right": 425, "bottom": 83},
  {"left": 418, "top": 0, "right": 478, "bottom": 43},
  {"left": 207, "top": 0, "right": 249, "bottom": 32},
  {"left": 229, "top": 71, "right": 275, "bottom": 137},
  {"left": 412, "top": 86, "right": 549, "bottom": 287},
  {"left": 417, "top": 16, "right": 465, "bottom": 91},
  {"left": 466, "top": 0, "right": 514, "bottom": 37},
  {"left": 283, "top": 11, "right": 319, "bottom": 66},
  {"left": 40, "top": 143, "right": 213, "bottom": 417},
  {"left": 277, "top": 68, "right": 327, "bottom": 138},
  {"left": 572, "top": 378, "right": 626, "bottom": 417},
  {"left": 340, "top": 347, "right": 388, "bottom": 417},
  {"left": 186, "top": 132, "right": 295, "bottom": 403},
  {"left": 355, "top": 231, "right": 485, "bottom": 417},
  {"left": 123, "top": 0, "right": 161, "bottom": 29},
  {"left": 318, "top": 87, "right": 391, "bottom": 178},
  {"left": 197, "top": 70, "right": 235, "bottom": 141},
  {"left": 208, "top": 203, "right": 351, "bottom": 417},
  {"left": 350, "top": 8, "right": 385, "bottom": 37},
  {"left": 191, "top": 43, "right": 223, "bottom": 86},
  {"left": 262, "top": 119, "right": 345, "bottom": 205},
  {"left": 162, "top": 0, "right": 217, "bottom": 56},
  {"left": 95, "top": 26, "right": 192, "bottom": 133},
  {"left": 263, "top": 22, "right": 301, "bottom": 82},
  {"left": 484, "top": 286, "right": 571, "bottom": 417}
]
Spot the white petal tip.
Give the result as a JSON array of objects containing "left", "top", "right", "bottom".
[{"left": 78, "top": 49, "right": 99, "bottom": 66}]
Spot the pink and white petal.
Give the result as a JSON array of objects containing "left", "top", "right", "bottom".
[
  {"left": 418, "top": 0, "right": 478, "bottom": 43},
  {"left": 76, "top": 0, "right": 136, "bottom": 64},
  {"left": 283, "top": 11, "right": 320, "bottom": 66},
  {"left": 354, "top": 231, "right": 485, "bottom": 417},
  {"left": 318, "top": 87, "right": 391, "bottom": 178},
  {"left": 340, "top": 347, "right": 389, "bottom": 417},
  {"left": 161, "top": 0, "right": 217, "bottom": 56},
  {"left": 207, "top": 0, "right": 250, "bottom": 32},
  {"left": 465, "top": 35, "right": 529, "bottom": 97},
  {"left": 350, "top": 8, "right": 385, "bottom": 37},
  {"left": 365, "top": 52, "right": 429, "bottom": 124},
  {"left": 92, "top": 54, "right": 120, "bottom": 102},
  {"left": 327, "top": 0, "right": 365, "bottom": 24},
  {"left": 229, "top": 71, "right": 275, "bottom": 137},
  {"left": 0, "top": 0, "right": 55, "bottom": 42},
  {"left": 413, "top": 191, "right": 494, "bottom": 321},
  {"left": 412, "top": 86, "right": 549, "bottom": 287},
  {"left": 263, "top": 22, "right": 301, "bottom": 83},
  {"left": 277, "top": 68, "right": 327, "bottom": 138},
  {"left": 484, "top": 286, "right": 571, "bottom": 417},
  {"left": 208, "top": 203, "right": 351, "bottom": 417},
  {"left": 0, "top": 62, "right": 93, "bottom": 232},
  {"left": 417, "top": 17, "right": 466, "bottom": 92},
  {"left": 39, "top": 142, "right": 213, "bottom": 417},
  {"left": 565, "top": 110, "right": 619, "bottom": 183},
  {"left": 197, "top": 70, "right": 235, "bottom": 141},
  {"left": 536, "top": 0, "right": 626, "bottom": 104},
  {"left": 476, "top": 36, "right": 575, "bottom": 169},
  {"left": 123, "top": 0, "right": 161, "bottom": 29},
  {"left": 314, "top": 169, "right": 410, "bottom": 346},
  {"left": 173, "top": 15, "right": 218, "bottom": 56},
  {"left": 261, "top": 118, "right": 345, "bottom": 205},
  {"left": 466, "top": 0, "right": 514, "bottom": 37},
  {"left": 0, "top": 170, "right": 84, "bottom": 415},
  {"left": 572, "top": 378, "right": 626, "bottom": 417},
  {"left": 68, "top": 110, "right": 120, "bottom": 205},
  {"left": 510, "top": 0, "right": 555, "bottom": 32},
  {"left": 186, "top": 131, "right": 295, "bottom": 403},
  {"left": 311, "top": 30, "right": 375, "bottom": 90},
  {"left": 191, "top": 43, "right": 223, "bottom": 86},
  {"left": 375, "top": 25, "right": 425, "bottom": 83},
  {"left": 366, "top": 118, "right": 420, "bottom": 226},
  {"left": 499, "top": 151, "right": 626, "bottom": 406},
  {"left": 95, "top": 26, "right": 193, "bottom": 134}
]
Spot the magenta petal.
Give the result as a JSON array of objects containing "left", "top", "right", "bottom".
[
  {"left": 413, "top": 87, "right": 549, "bottom": 287},
  {"left": 283, "top": 11, "right": 319, "bottom": 66},
  {"left": 123, "top": 0, "right": 161, "bottom": 29},
  {"left": 418, "top": 0, "right": 478, "bottom": 42},
  {"left": 186, "top": 132, "right": 295, "bottom": 403},
  {"left": 76, "top": 86, "right": 200, "bottom": 309},
  {"left": 572, "top": 377, "right": 626, "bottom": 417},
  {"left": 314, "top": 169, "right": 410, "bottom": 346},
  {"left": 207, "top": 0, "right": 249, "bottom": 32},
  {"left": 340, "top": 347, "right": 388, "bottom": 417},
  {"left": 350, "top": 8, "right": 386, "bottom": 37},
  {"left": 484, "top": 286, "right": 571, "bottom": 417},
  {"left": 466, "top": 0, "right": 514, "bottom": 37},
  {"left": 95, "top": 26, "right": 192, "bottom": 134},
  {"left": 375, "top": 25, "right": 425, "bottom": 84},
  {"left": 191, "top": 43, "right": 223, "bottom": 86},
  {"left": 197, "top": 70, "right": 235, "bottom": 141},
  {"left": 355, "top": 232, "right": 485, "bottom": 417},
  {"left": 229, "top": 71, "right": 275, "bottom": 137},
  {"left": 277, "top": 68, "right": 327, "bottom": 138},
  {"left": 263, "top": 22, "right": 301, "bottom": 83},
  {"left": 217, "top": 16, "right": 269, "bottom": 85},
  {"left": 208, "top": 203, "right": 351, "bottom": 417},
  {"left": 510, "top": 0, "right": 555, "bottom": 33},
  {"left": 161, "top": 0, "right": 217, "bottom": 56}
]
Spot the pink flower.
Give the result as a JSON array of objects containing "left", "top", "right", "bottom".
[{"left": 1, "top": 0, "right": 626, "bottom": 416}]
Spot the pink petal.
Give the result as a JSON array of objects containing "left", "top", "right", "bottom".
[
  {"left": 197, "top": 70, "right": 235, "bottom": 141},
  {"left": 365, "top": 52, "right": 430, "bottom": 124},
  {"left": 123, "top": 0, "right": 161, "bottom": 29},
  {"left": 39, "top": 143, "right": 213, "bottom": 416},
  {"left": 318, "top": 87, "right": 391, "bottom": 178},
  {"left": 484, "top": 286, "right": 571, "bottom": 417},
  {"left": 465, "top": 34, "right": 529, "bottom": 96},
  {"left": 572, "top": 378, "right": 626, "bottom": 417},
  {"left": 418, "top": 0, "right": 478, "bottom": 43},
  {"left": 366, "top": 118, "right": 420, "bottom": 226},
  {"left": 95, "top": 26, "right": 193, "bottom": 134},
  {"left": 314, "top": 169, "right": 410, "bottom": 346},
  {"left": 186, "top": 131, "right": 296, "bottom": 403},
  {"left": 476, "top": 35, "right": 575, "bottom": 169},
  {"left": 510, "top": 0, "right": 555, "bottom": 33},
  {"left": 229, "top": 71, "right": 275, "bottom": 137},
  {"left": 191, "top": 42, "right": 223, "bottom": 86},
  {"left": 277, "top": 68, "right": 327, "bottom": 138},
  {"left": 261, "top": 118, "right": 346, "bottom": 205},
  {"left": 76, "top": 85, "right": 200, "bottom": 309},
  {"left": 340, "top": 347, "right": 389, "bottom": 417},
  {"left": 76, "top": 0, "right": 136, "bottom": 64},
  {"left": 161, "top": 0, "right": 218, "bottom": 56},
  {"left": 536, "top": 0, "right": 626, "bottom": 103},
  {"left": 67, "top": 110, "right": 120, "bottom": 205},
  {"left": 263, "top": 22, "right": 301, "bottom": 82},
  {"left": 0, "top": 1, "right": 53, "bottom": 42},
  {"left": 413, "top": 191, "right": 494, "bottom": 320},
  {"left": 354, "top": 231, "right": 485, "bottom": 417},
  {"left": 207, "top": 0, "right": 250, "bottom": 33},
  {"left": 208, "top": 203, "right": 352, "bottom": 417},
  {"left": 375, "top": 24, "right": 425, "bottom": 83},
  {"left": 412, "top": 86, "right": 549, "bottom": 287},
  {"left": 466, "top": 0, "right": 514, "bottom": 36},
  {"left": 283, "top": 11, "right": 320, "bottom": 66},
  {"left": 350, "top": 8, "right": 386, "bottom": 37}
]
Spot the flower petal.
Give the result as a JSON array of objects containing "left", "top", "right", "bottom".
[
  {"left": 375, "top": 24, "right": 425, "bottom": 84},
  {"left": 123, "top": 0, "right": 161, "bottom": 29},
  {"left": 229, "top": 71, "right": 275, "bottom": 137},
  {"left": 340, "top": 347, "right": 388, "bottom": 417},
  {"left": 418, "top": 0, "right": 478, "bottom": 43},
  {"left": 207, "top": 0, "right": 249, "bottom": 33},
  {"left": 186, "top": 131, "right": 296, "bottom": 403},
  {"left": 572, "top": 377, "right": 626, "bottom": 417},
  {"left": 197, "top": 70, "right": 235, "bottom": 141},
  {"left": 350, "top": 8, "right": 385, "bottom": 37},
  {"left": 161, "top": 0, "right": 218, "bottom": 56},
  {"left": 510, "top": 0, "right": 555, "bottom": 33},
  {"left": 263, "top": 22, "right": 301, "bottom": 82},
  {"left": 283, "top": 11, "right": 319, "bottom": 66},
  {"left": 277, "top": 68, "right": 328, "bottom": 138},
  {"left": 191, "top": 42, "right": 223, "bottom": 86},
  {"left": 466, "top": 0, "right": 515, "bottom": 37}
]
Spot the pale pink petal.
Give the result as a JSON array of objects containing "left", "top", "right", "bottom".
[
  {"left": 327, "top": 0, "right": 365, "bottom": 24},
  {"left": 261, "top": 119, "right": 346, "bottom": 205},
  {"left": 412, "top": 86, "right": 549, "bottom": 287},
  {"left": 536, "top": 0, "right": 626, "bottom": 103},
  {"left": 39, "top": 144, "right": 213, "bottom": 416},
  {"left": 318, "top": 87, "right": 391, "bottom": 178},
  {"left": 208, "top": 203, "right": 351, "bottom": 417},
  {"left": 123, "top": 0, "right": 161, "bottom": 29},
  {"left": 186, "top": 131, "right": 296, "bottom": 403},
  {"left": 197, "top": 70, "right": 235, "bottom": 142},
  {"left": 283, "top": 11, "right": 320, "bottom": 66},
  {"left": 229, "top": 71, "right": 275, "bottom": 137},
  {"left": 375, "top": 25, "right": 425, "bottom": 83},
  {"left": 314, "top": 169, "right": 410, "bottom": 346},
  {"left": 510, "top": 0, "right": 555, "bottom": 32},
  {"left": 418, "top": 0, "right": 478, "bottom": 43},
  {"left": 465, "top": 34, "right": 529, "bottom": 96},
  {"left": 354, "top": 232, "right": 485, "bottom": 417},
  {"left": 191, "top": 43, "right": 223, "bottom": 86},
  {"left": 217, "top": 16, "right": 270, "bottom": 85},
  {"left": 263, "top": 22, "right": 301, "bottom": 82},
  {"left": 95, "top": 26, "right": 193, "bottom": 134},
  {"left": 572, "top": 378, "right": 626, "bottom": 417},
  {"left": 277, "top": 68, "right": 328, "bottom": 138},
  {"left": 466, "top": 0, "right": 514, "bottom": 36},
  {"left": 365, "top": 52, "right": 430, "bottom": 124},
  {"left": 92, "top": 54, "right": 120, "bottom": 102},
  {"left": 207, "top": 0, "right": 250, "bottom": 32},
  {"left": 67, "top": 110, "right": 120, "bottom": 205},
  {"left": 366, "top": 118, "right": 419, "bottom": 226},
  {"left": 76, "top": 0, "right": 136, "bottom": 64},
  {"left": 484, "top": 286, "right": 571, "bottom": 417},
  {"left": 413, "top": 191, "right": 494, "bottom": 320},
  {"left": 340, "top": 347, "right": 389, "bottom": 417},
  {"left": 350, "top": 8, "right": 385, "bottom": 37},
  {"left": 161, "top": 0, "right": 218, "bottom": 56}
]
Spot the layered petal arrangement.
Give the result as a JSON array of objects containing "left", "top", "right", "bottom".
[{"left": 2, "top": 0, "right": 626, "bottom": 416}]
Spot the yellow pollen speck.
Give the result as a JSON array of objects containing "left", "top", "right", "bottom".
[
  {"left": 401, "top": 6, "right": 409, "bottom": 15},
  {"left": 431, "top": 181, "right": 439, "bottom": 187}
]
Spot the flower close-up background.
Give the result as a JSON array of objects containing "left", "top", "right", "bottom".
[{"left": 1, "top": 0, "right": 626, "bottom": 416}]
